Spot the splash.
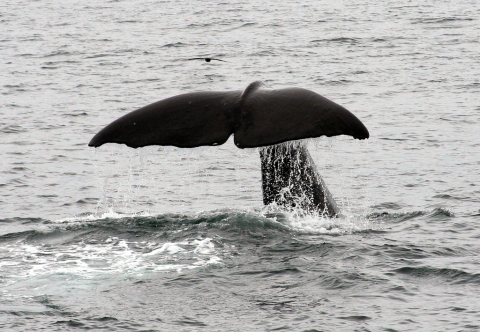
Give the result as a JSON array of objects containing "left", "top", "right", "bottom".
[{"left": 262, "top": 205, "right": 379, "bottom": 235}]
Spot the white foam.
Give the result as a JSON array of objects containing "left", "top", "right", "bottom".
[
  {"left": 146, "top": 242, "right": 186, "bottom": 255},
  {"left": 0, "top": 236, "right": 223, "bottom": 288},
  {"left": 263, "top": 206, "right": 380, "bottom": 235},
  {"left": 56, "top": 209, "right": 155, "bottom": 223},
  {"left": 193, "top": 238, "right": 215, "bottom": 255}
]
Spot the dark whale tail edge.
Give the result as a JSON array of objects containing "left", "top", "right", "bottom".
[{"left": 88, "top": 81, "right": 369, "bottom": 149}]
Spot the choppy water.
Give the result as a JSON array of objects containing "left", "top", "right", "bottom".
[{"left": 1, "top": 0, "right": 480, "bottom": 331}]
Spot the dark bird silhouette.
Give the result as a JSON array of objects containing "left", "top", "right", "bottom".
[{"left": 189, "top": 57, "right": 227, "bottom": 62}]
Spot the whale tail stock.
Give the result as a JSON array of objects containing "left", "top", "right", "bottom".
[
  {"left": 260, "top": 142, "right": 340, "bottom": 216},
  {"left": 88, "top": 81, "right": 369, "bottom": 216}
]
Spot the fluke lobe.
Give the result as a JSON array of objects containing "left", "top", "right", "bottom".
[{"left": 89, "top": 81, "right": 369, "bottom": 216}]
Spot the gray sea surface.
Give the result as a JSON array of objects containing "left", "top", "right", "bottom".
[{"left": 1, "top": 0, "right": 480, "bottom": 331}]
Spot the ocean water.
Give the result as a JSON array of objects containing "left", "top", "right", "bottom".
[{"left": 1, "top": 0, "right": 480, "bottom": 331}]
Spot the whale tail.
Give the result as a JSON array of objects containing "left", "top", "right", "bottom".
[
  {"left": 88, "top": 81, "right": 369, "bottom": 149},
  {"left": 88, "top": 81, "right": 369, "bottom": 217}
]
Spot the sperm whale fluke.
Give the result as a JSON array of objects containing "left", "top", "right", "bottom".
[
  {"left": 89, "top": 81, "right": 369, "bottom": 216},
  {"left": 89, "top": 81, "right": 368, "bottom": 148}
]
